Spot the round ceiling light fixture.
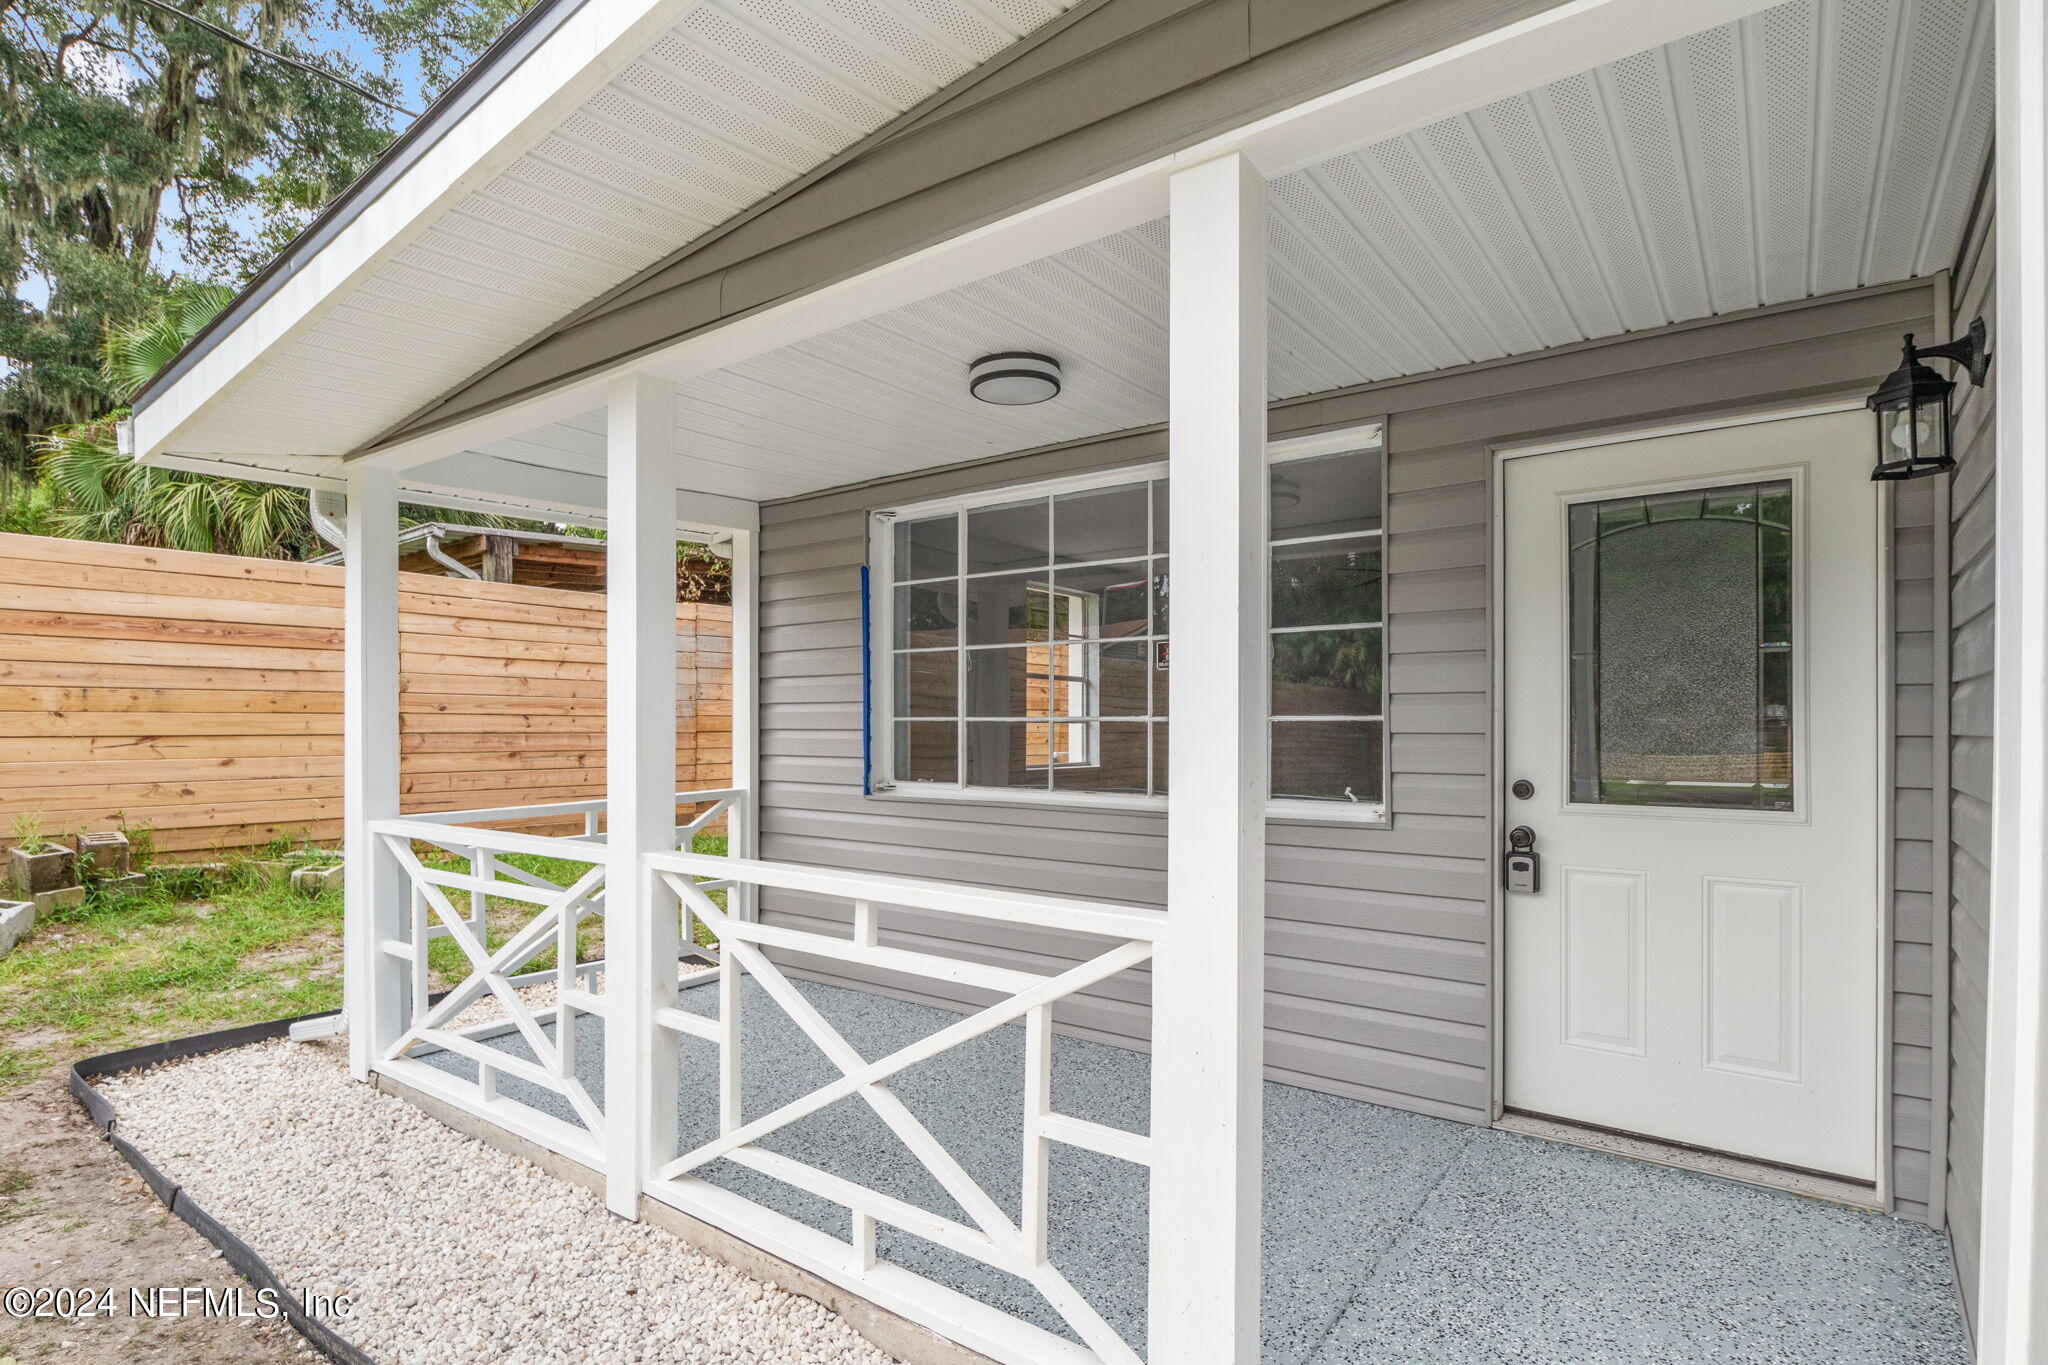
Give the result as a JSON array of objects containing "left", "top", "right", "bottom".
[{"left": 968, "top": 352, "right": 1061, "bottom": 406}]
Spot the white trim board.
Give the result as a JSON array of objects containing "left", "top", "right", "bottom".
[{"left": 1978, "top": 0, "right": 2048, "bottom": 1353}]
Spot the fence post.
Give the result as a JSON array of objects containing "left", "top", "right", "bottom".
[
  {"left": 1150, "top": 149, "right": 1267, "bottom": 1365},
  {"left": 603, "top": 373, "right": 681, "bottom": 1218},
  {"left": 343, "top": 466, "right": 403, "bottom": 1083}
]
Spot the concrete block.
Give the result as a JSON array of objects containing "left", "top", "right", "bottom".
[
  {"left": 72, "top": 830, "right": 131, "bottom": 877},
  {"left": 0, "top": 900, "right": 33, "bottom": 955},
  {"left": 8, "top": 845, "right": 74, "bottom": 896},
  {"left": 29, "top": 885, "right": 85, "bottom": 915},
  {"left": 291, "top": 865, "right": 345, "bottom": 896}
]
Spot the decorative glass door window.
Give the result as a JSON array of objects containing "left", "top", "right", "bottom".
[
  {"left": 875, "top": 421, "right": 1386, "bottom": 814},
  {"left": 1566, "top": 479, "right": 1795, "bottom": 811}
]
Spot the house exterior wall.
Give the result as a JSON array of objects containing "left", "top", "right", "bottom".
[
  {"left": 1890, "top": 446, "right": 1943, "bottom": 1225},
  {"left": 1884, "top": 458, "right": 1933, "bottom": 1227},
  {"left": 1944, "top": 185, "right": 1996, "bottom": 1318},
  {"left": 754, "top": 281, "right": 1946, "bottom": 1189}
]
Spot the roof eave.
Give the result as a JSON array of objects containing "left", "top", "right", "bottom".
[
  {"left": 130, "top": 0, "right": 593, "bottom": 417},
  {"left": 127, "top": 0, "right": 701, "bottom": 470}
]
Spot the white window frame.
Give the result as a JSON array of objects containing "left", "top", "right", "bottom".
[
  {"left": 871, "top": 464, "right": 1165, "bottom": 807},
  {"left": 1265, "top": 422, "right": 1390, "bottom": 824},
  {"left": 868, "top": 421, "right": 1388, "bottom": 823},
  {"left": 1026, "top": 582, "right": 1100, "bottom": 769}
]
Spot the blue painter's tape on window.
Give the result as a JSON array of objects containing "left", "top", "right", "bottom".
[{"left": 860, "top": 564, "right": 873, "bottom": 794}]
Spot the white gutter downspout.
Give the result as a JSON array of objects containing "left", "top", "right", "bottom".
[
  {"left": 420, "top": 528, "right": 483, "bottom": 579},
  {"left": 309, "top": 488, "right": 349, "bottom": 555},
  {"left": 310, "top": 492, "right": 481, "bottom": 580}
]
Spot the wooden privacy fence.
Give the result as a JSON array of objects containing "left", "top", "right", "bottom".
[{"left": 0, "top": 533, "right": 731, "bottom": 859}]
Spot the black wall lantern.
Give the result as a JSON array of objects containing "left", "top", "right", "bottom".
[{"left": 1867, "top": 318, "right": 1991, "bottom": 481}]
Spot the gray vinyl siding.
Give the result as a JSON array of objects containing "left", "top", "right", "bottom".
[
  {"left": 756, "top": 279, "right": 1941, "bottom": 1146},
  {"left": 1890, "top": 463, "right": 1941, "bottom": 1224},
  {"left": 1945, "top": 190, "right": 1996, "bottom": 1323}
]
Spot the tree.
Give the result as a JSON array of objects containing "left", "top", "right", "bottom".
[
  {"left": 344, "top": 0, "right": 526, "bottom": 99},
  {"left": 0, "top": 0, "right": 524, "bottom": 470},
  {"left": 28, "top": 278, "right": 315, "bottom": 553},
  {"left": 0, "top": 0, "right": 539, "bottom": 551},
  {"left": 37, "top": 413, "right": 319, "bottom": 553}
]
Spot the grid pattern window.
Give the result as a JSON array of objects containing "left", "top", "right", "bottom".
[
  {"left": 876, "top": 422, "right": 1386, "bottom": 815},
  {"left": 886, "top": 479, "right": 1169, "bottom": 795},
  {"left": 1268, "top": 430, "right": 1385, "bottom": 808}
]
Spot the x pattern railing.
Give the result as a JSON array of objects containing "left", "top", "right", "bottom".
[
  {"left": 646, "top": 851, "right": 1166, "bottom": 1365},
  {"left": 367, "top": 788, "right": 745, "bottom": 1158},
  {"left": 377, "top": 823, "right": 610, "bottom": 1133}
]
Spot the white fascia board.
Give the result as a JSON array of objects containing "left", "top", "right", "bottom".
[
  {"left": 129, "top": 0, "right": 701, "bottom": 465},
  {"left": 151, "top": 451, "right": 347, "bottom": 491},
  {"left": 349, "top": 0, "right": 1788, "bottom": 480}
]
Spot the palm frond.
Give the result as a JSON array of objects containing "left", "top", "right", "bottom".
[{"left": 99, "top": 285, "right": 239, "bottom": 402}]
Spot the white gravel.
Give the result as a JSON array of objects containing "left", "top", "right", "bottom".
[{"left": 97, "top": 1037, "right": 897, "bottom": 1365}]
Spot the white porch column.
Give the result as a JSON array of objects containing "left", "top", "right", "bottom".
[
  {"left": 342, "top": 466, "right": 402, "bottom": 1083},
  {"left": 1149, "top": 150, "right": 1267, "bottom": 1365},
  {"left": 1979, "top": 0, "right": 2048, "bottom": 1355},
  {"left": 729, "top": 526, "right": 761, "bottom": 919},
  {"left": 603, "top": 373, "right": 681, "bottom": 1218}
]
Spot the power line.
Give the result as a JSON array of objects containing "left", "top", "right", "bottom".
[{"left": 122, "top": 0, "right": 420, "bottom": 118}]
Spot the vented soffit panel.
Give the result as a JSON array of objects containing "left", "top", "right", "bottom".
[
  {"left": 436, "top": 0, "right": 1982, "bottom": 505},
  {"left": 166, "top": 0, "right": 1083, "bottom": 461}
]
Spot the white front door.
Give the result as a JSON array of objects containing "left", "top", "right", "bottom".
[{"left": 1501, "top": 409, "right": 1880, "bottom": 1181}]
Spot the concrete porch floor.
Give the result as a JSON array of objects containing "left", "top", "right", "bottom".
[{"left": 420, "top": 975, "right": 1970, "bottom": 1364}]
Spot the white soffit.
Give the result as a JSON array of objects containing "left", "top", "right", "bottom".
[
  {"left": 170, "top": 0, "right": 1078, "bottom": 460},
  {"left": 510, "top": 0, "right": 1987, "bottom": 504}
]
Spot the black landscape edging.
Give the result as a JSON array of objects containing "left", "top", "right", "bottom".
[
  {"left": 65, "top": 945, "right": 717, "bottom": 1363},
  {"left": 68, "top": 1011, "right": 381, "bottom": 1365}
]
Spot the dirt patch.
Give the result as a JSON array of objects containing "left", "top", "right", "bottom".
[{"left": 0, "top": 1065, "right": 308, "bottom": 1364}]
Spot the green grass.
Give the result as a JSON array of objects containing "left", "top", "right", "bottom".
[
  {"left": 0, "top": 831, "right": 731, "bottom": 1093},
  {"left": 0, "top": 869, "right": 346, "bottom": 1089}
]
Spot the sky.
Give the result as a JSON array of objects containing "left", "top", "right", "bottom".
[{"left": 153, "top": 15, "right": 431, "bottom": 280}]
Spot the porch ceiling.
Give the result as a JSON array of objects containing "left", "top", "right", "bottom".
[
  {"left": 155, "top": 0, "right": 1083, "bottom": 466},
  {"left": 408, "top": 0, "right": 1992, "bottom": 508}
]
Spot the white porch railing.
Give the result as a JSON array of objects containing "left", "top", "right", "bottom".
[
  {"left": 356, "top": 794, "right": 1162, "bottom": 1363},
  {"left": 357, "top": 787, "right": 744, "bottom": 1172},
  {"left": 644, "top": 850, "right": 1166, "bottom": 1365}
]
